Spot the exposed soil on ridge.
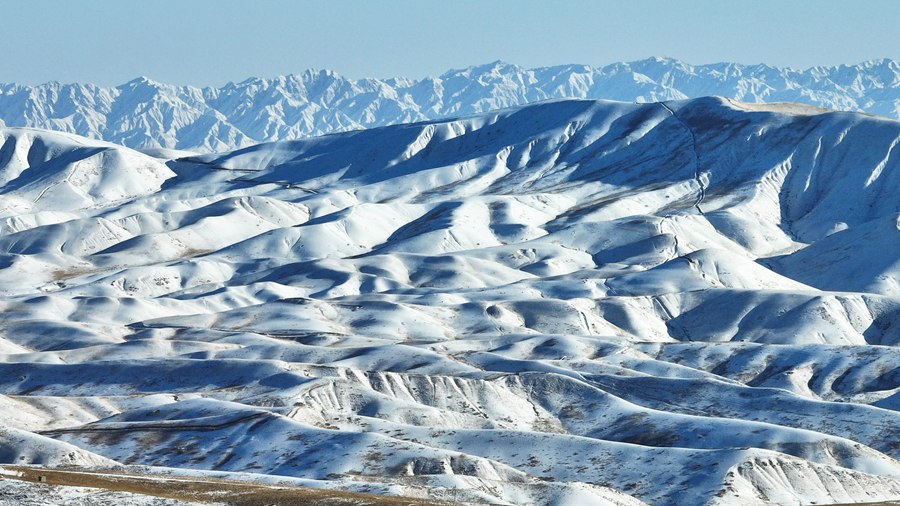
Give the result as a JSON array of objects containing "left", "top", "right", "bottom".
[{"left": 1, "top": 465, "right": 457, "bottom": 506}]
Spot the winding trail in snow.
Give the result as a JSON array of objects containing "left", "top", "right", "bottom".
[{"left": 659, "top": 102, "right": 706, "bottom": 215}]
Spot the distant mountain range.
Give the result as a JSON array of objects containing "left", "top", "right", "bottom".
[{"left": 1, "top": 57, "right": 898, "bottom": 152}]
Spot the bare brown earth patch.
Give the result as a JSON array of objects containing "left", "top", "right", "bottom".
[{"left": 2, "top": 466, "right": 458, "bottom": 506}]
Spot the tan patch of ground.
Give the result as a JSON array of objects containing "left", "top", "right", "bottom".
[
  {"left": 1, "top": 466, "right": 457, "bottom": 506},
  {"left": 724, "top": 98, "right": 835, "bottom": 116}
]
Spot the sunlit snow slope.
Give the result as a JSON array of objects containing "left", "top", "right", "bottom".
[{"left": 0, "top": 97, "right": 899, "bottom": 505}]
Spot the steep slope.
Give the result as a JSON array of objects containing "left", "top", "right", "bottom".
[
  {"left": 0, "top": 128, "right": 173, "bottom": 213},
  {"left": 0, "top": 98, "right": 898, "bottom": 505},
  {"left": 0, "top": 58, "right": 898, "bottom": 152}
]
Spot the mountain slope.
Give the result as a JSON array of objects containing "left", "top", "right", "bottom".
[
  {"left": 0, "top": 98, "right": 898, "bottom": 505},
  {"left": 1, "top": 57, "right": 898, "bottom": 152}
]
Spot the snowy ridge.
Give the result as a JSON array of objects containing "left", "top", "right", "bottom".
[
  {"left": 0, "top": 57, "right": 899, "bottom": 152},
  {"left": 0, "top": 97, "right": 899, "bottom": 505}
]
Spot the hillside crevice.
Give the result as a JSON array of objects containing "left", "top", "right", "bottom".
[{"left": 659, "top": 102, "right": 706, "bottom": 215}]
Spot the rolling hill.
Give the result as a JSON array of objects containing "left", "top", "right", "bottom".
[{"left": 0, "top": 96, "right": 898, "bottom": 505}]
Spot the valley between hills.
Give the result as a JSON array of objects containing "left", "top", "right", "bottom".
[{"left": 0, "top": 96, "right": 898, "bottom": 505}]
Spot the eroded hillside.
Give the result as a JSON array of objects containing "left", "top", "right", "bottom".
[{"left": 0, "top": 97, "right": 898, "bottom": 505}]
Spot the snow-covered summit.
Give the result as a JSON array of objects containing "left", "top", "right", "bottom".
[{"left": 1, "top": 57, "right": 899, "bottom": 152}]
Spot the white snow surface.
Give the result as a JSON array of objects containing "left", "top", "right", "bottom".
[
  {"left": 0, "top": 97, "right": 899, "bottom": 505},
  {"left": 0, "top": 57, "right": 899, "bottom": 152}
]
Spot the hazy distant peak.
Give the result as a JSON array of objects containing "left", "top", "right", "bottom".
[{"left": 1, "top": 57, "right": 898, "bottom": 152}]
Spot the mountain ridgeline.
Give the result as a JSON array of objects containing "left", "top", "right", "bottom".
[
  {"left": 0, "top": 97, "right": 899, "bottom": 505},
  {"left": 1, "top": 57, "right": 898, "bottom": 152}
]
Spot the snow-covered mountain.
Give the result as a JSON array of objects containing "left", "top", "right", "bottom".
[
  {"left": 0, "top": 97, "right": 899, "bottom": 505},
  {"left": 1, "top": 57, "right": 898, "bottom": 152}
]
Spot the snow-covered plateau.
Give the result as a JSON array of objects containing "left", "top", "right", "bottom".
[
  {"left": 1, "top": 57, "right": 898, "bottom": 152},
  {"left": 0, "top": 96, "right": 898, "bottom": 505}
]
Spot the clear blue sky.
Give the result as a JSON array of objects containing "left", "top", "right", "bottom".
[{"left": 3, "top": 0, "right": 898, "bottom": 86}]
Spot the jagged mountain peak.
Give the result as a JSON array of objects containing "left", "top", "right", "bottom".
[
  {"left": 1, "top": 57, "right": 898, "bottom": 152},
  {"left": 442, "top": 59, "right": 523, "bottom": 77},
  {"left": 115, "top": 75, "right": 178, "bottom": 94}
]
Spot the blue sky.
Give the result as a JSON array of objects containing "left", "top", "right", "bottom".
[{"left": 4, "top": 0, "right": 898, "bottom": 86}]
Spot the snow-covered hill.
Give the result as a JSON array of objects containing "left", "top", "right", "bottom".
[
  {"left": 1, "top": 57, "right": 898, "bottom": 152},
  {"left": 0, "top": 97, "right": 899, "bottom": 505}
]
